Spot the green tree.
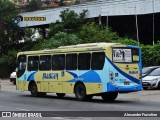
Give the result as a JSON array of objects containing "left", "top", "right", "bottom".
[
  {"left": 114, "top": 38, "right": 138, "bottom": 46},
  {"left": 48, "top": 9, "right": 87, "bottom": 38},
  {"left": 79, "top": 22, "right": 119, "bottom": 43},
  {"left": 141, "top": 42, "right": 160, "bottom": 67},
  {"left": 43, "top": 32, "right": 81, "bottom": 49},
  {"left": 0, "top": 0, "right": 19, "bottom": 52},
  {"left": 27, "top": 0, "right": 41, "bottom": 12}
]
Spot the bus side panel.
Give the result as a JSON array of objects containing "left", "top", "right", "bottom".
[
  {"left": 34, "top": 71, "right": 63, "bottom": 93},
  {"left": 17, "top": 71, "right": 29, "bottom": 91},
  {"left": 66, "top": 70, "right": 103, "bottom": 95},
  {"left": 85, "top": 83, "right": 102, "bottom": 95},
  {"left": 63, "top": 72, "right": 75, "bottom": 94}
]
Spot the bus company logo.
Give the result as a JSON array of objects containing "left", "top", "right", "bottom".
[
  {"left": 42, "top": 73, "right": 58, "bottom": 80},
  {"left": 12, "top": 16, "right": 23, "bottom": 24},
  {"left": 24, "top": 17, "right": 46, "bottom": 21}
]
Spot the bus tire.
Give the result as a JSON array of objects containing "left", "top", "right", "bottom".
[
  {"left": 30, "top": 83, "right": 38, "bottom": 97},
  {"left": 75, "top": 83, "right": 86, "bottom": 101},
  {"left": 56, "top": 93, "right": 65, "bottom": 98},
  {"left": 101, "top": 92, "right": 118, "bottom": 101}
]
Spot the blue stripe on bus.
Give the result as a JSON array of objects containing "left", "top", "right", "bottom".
[
  {"left": 107, "top": 82, "right": 142, "bottom": 92},
  {"left": 106, "top": 56, "right": 141, "bottom": 84},
  {"left": 27, "top": 71, "right": 37, "bottom": 81},
  {"left": 67, "top": 71, "right": 101, "bottom": 83},
  {"left": 66, "top": 71, "right": 78, "bottom": 78}
]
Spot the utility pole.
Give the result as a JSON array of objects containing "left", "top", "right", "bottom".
[
  {"left": 135, "top": 6, "right": 139, "bottom": 46},
  {"left": 152, "top": 0, "right": 155, "bottom": 45},
  {"left": 106, "top": 12, "right": 108, "bottom": 27},
  {"left": 129, "top": 6, "right": 139, "bottom": 46}
]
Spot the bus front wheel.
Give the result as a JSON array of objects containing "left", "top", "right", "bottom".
[
  {"left": 30, "top": 83, "right": 38, "bottom": 97},
  {"left": 101, "top": 92, "right": 118, "bottom": 101},
  {"left": 75, "top": 83, "right": 86, "bottom": 101}
]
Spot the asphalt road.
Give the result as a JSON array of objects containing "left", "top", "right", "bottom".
[{"left": 0, "top": 80, "right": 160, "bottom": 120}]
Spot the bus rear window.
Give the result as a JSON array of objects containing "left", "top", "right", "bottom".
[{"left": 112, "top": 48, "right": 139, "bottom": 63}]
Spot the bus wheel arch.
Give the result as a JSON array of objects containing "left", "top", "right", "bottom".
[
  {"left": 74, "top": 81, "right": 87, "bottom": 101},
  {"left": 28, "top": 81, "right": 38, "bottom": 97}
]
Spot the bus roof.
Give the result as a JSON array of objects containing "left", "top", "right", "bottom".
[{"left": 17, "top": 42, "right": 133, "bottom": 55}]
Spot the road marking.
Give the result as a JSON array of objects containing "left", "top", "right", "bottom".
[
  {"left": 51, "top": 117, "right": 92, "bottom": 120},
  {"left": 15, "top": 108, "right": 30, "bottom": 111}
]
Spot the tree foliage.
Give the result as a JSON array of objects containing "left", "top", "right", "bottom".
[
  {"left": 0, "top": 0, "right": 19, "bottom": 47},
  {"left": 141, "top": 42, "right": 160, "bottom": 67},
  {"left": 114, "top": 38, "right": 139, "bottom": 46},
  {"left": 79, "top": 22, "right": 119, "bottom": 43},
  {"left": 43, "top": 32, "right": 81, "bottom": 49},
  {"left": 48, "top": 9, "right": 87, "bottom": 38}
]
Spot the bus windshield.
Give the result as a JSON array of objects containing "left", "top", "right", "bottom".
[{"left": 112, "top": 48, "right": 139, "bottom": 63}]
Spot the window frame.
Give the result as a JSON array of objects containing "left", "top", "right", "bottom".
[
  {"left": 66, "top": 53, "right": 78, "bottom": 70},
  {"left": 78, "top": 52, "right": 91, "bottom": 70},
  {"left": 52, "top": 54, "right": 65, "bottom": 70},
  {"left": 27, "top": 56, "right": 39, "bottom": 71},
  {"left": 39, "top": 55, "right": 52, "bottom": 71}
]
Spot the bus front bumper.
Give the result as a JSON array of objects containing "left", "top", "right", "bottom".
[{"left": 107, "top": 82, "right": 142, "bottom": 93}]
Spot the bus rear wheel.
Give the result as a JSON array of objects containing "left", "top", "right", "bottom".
[
  {"left": 101, "top": 92, "right": 118, "bottom": 101},
  {"left": 30, "top": 83, "right": 39, "bottom": 97},
  {"left": 56, "top": 93, "right": 65, "bottom": 98},
  {"left": 75, "top": 83, "right": 86, "bottom": 101}
]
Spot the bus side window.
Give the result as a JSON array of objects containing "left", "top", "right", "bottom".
[
  {"left": 66, "top": 54, "right": 77, "bottom": 70},
  {"left": 91, "top": 52, "right": 105, "bottom": 70},
  {"left": 28, "top": 56, "right": 39, "bottom": 71},
  {"left": 78, "top": 53, "right": 91, "bottom": 70},
  {"left": 39, "top": 55, "right": 51, "bottom": 71},
  {"left": 132, "top": 49, "right": 139, "bottom": 62},
  {"left": 52, "top": 55, "right": 65, "bottom": 70},
  {"left": 17, "top": 55, "right": 26, "bottom": 78}
]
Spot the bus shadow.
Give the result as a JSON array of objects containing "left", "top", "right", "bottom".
[{"left": 20, "top": 94, "right": 135, "bottom": 104}]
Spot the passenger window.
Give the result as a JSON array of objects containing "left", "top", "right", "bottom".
[
  {"left": 28, "top": 56, "right": 39, "bottom": 71},
  {"left": 52, "top": 55, "right": 65, "bottom": 70},
  {"left": 66, "top": 54, "right": 77, "bottom": 70},
  {"left": 17, "top": 55, "right": 26, "bottom": 78},
  {"left": 78, "top": 53, "right": 91, "bottom": 70},
  {"left": 17, "top": 55, "right": 26, "bottom": 71},
  {"left": 91, "top": 52, "right": 105, "bottom": 70},
  {"left": 39, "top": 55, "right": 51, "bottom": 71},
  {"left": 132, "top": 49, "right": 139, "bottom": 62}
]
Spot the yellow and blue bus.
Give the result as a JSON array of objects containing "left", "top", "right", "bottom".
[{"left": 16, "top": 43, "right": 142, "bottom": 101}]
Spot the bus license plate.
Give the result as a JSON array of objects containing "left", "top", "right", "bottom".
[{"left": 124, "top": 82, "right": 130, "bottom": 85}]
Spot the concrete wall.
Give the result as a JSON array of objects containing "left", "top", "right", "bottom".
[{"left": 18, "top": 0, "right": 160, "bottom": 27}]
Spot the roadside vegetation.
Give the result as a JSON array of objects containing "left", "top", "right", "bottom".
[{"left": 0, "top": 1, "right": 159, "bottom": 77}]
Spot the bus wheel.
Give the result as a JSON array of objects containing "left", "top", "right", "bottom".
[
  {"left": 56, "top": 93, "right": 65, "bottom": 98},
  {"left": 101, "top": 92, "right": 118, "bottom": 101},
  {"left": 75, "top": 83, "right": 86, "bottom": 101},
  {"left": 30, "top": 83, "right": 38, "bottom": 97}
]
